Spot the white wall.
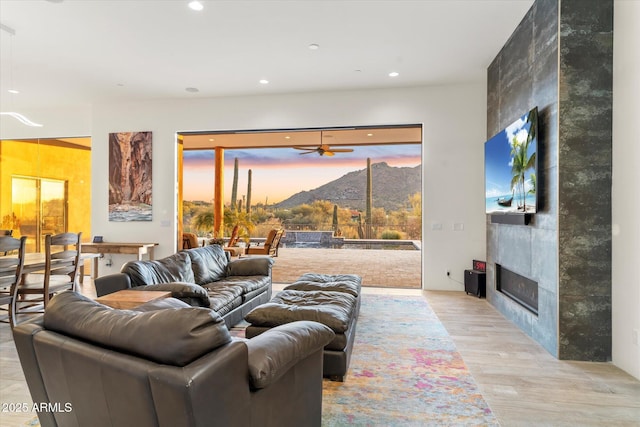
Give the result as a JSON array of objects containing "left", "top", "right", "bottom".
[
  {"left": 612, "top": 0, "right": 640, "bottom": 380},
  {"left": 1, "top": 84, "right": 488, "bottom": 290},
  {"left": 88, "top": 84, "right": 488, "bottom": 289}
]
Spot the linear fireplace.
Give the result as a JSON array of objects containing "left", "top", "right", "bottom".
[{"left": 496, "top": 264, "right": 538, "bottom": 315}]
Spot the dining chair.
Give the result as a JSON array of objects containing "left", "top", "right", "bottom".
[
  {"left": 12, "top": 232, "right": 82, "bottom": 326},
  {"left": 0, "top": 235, "right": 27, "bottom": 328},
  {"left": 1, "top": 229, "right": 13, "bottom": 255}
]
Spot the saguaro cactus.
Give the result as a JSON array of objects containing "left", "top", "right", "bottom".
[
  {"left": 246, "top": 169, "right": 252, "bottom": 216},
  {"left": 365, "top": 157, "right": 372, "bottom": 238},
  {"left": 231, "top": 157, "right": 239, "bottom": 211}
]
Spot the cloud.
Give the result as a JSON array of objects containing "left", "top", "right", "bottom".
[{"left": 505, "top": 117, "right": 526, "bottom": 147}]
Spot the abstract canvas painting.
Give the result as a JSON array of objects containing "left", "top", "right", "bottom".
[{"left": 108, "top": 131, "right": 153, "bottom": 221}]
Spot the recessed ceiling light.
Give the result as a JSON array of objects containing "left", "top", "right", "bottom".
[
  {"left": 209, "top": 138, "right": 215, "bottom": 142},
  {"left": 389, "top": 72, "right": 399, "bottom": 77},
  {"left": 308, "top": 43, "right": 320, "bottom": 50},
  {"left": 285, "top": 136, "right": 291, "bottom": 139},
  {"left": 188, "top": 1, "right": 204, "bottom": 11},
  {"left": 367, "top": 133, "right": 373, "bottom": 137},
  {"left": 259, "top": 79, "right": 269, "bottom": 85},
  {"left": 8, "top": 89, "right": 19, "bottom": 94},
  {"left": 185, "top": 87, "right": 199, "bottom": 93}
]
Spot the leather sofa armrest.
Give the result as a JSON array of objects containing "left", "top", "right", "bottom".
[
  {"left": 12, "top": 318, "right": 58, "bottom": 427},
  {"left": 227, "top": 257, "right": 274, "bottom": 277},
  {"left": 149, "top": 341, "right": 252, "bottom": 426},
  {"left": 94, "top": 273, "right": 132, "bottom": 297},
  {"left": 134, "top": 282, "right": 211, "bottom": 308},
  {"left": 245, "top": 321, "right": 334, "bottom": 389}
]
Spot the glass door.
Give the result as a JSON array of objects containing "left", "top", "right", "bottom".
[
  {"left": 12, "top": 177, "right": 38, "bottom": 252},
  {"left": 11, "top": 176, "right": 67, "bottom": 252}
]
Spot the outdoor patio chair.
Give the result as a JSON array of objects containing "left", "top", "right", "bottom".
[
  {"left": 223, "top": 224, "right": 244, "bottom": 257},
  {"left": 182, "top": 232, "right": 200, "bottom": 249},
  {"left": 246, "top": 229, "right": 284, "bottom": 257}
]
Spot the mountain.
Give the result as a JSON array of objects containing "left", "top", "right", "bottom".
[{"left": 274, "top": 162, "right": 421, "bottom": 211}]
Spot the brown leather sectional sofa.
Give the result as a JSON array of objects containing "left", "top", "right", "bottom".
[
  {"left": 94, "top": 244, "right": 273, "bottom": 328},
  {"left": 13, "top": 292, "right": 334, "bottom": 427}
]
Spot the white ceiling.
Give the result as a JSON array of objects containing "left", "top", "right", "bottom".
[{"left": 0, "top": 0, "right": 534, "bottom": 113}]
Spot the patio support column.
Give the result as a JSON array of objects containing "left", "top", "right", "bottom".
[{"left": 214, "top": 147, "right": 224, "bottom": 237}]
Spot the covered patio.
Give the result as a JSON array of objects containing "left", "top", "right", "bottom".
[{"left": 268, "top": 246, "right": 422, "bottom": 289}]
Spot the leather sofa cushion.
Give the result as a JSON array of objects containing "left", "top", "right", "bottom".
[
  {"left": 134, "top": 296, "right": 191, "bottom": 311},
  {"left": 213, "top": 276, "right": 271, "bottom": 295},
  {"left": 43, "top": 292, "right": 231, "bottom": 367},
  {"left": 202, "top": 283, "right": 244, "bottom": 313},
  {"left": 186, "top": 245, "right": 229, "bottom": 284},
  {"left": 227, "top": 257, "right": 274, "bottom": 277},
  {"left": 245, "top": 290, "right": 356, "bottom": 333},
  {"left": 121, "top": 251, "right": 195, "bottom": 287},
  {"left": 284, "top": 279, "right": 361, "bottom": 297},
  {"left": 246, "top": 321, "right": 334, "bottom": 389},
  {"left": 135, "top": 282, "right": 211, "bottom": 308},
  {"left": 297, "top": 273, "right": 362, "bottom": 286}
]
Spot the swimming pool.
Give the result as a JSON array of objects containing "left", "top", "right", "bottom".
[{"left": 280, "top": 240, "right": 419, "bottom": 250}]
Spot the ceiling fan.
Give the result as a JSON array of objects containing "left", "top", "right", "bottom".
[
  {"left": 292, "top": 133, "right": 354, "bottom": 156},
  {"left": 292, "top": 144, "right": 354, "bottom": 156}
]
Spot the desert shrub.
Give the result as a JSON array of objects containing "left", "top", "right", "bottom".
[{"left": 381, "top": 230, "right": 402, "bottom": 240}]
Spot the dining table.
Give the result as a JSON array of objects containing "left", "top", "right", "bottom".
[{"left": 81, "top": 242, "right": 158, "bottom": 279}]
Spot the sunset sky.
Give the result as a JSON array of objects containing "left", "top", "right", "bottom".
[{"left": 183, "top": 144, "right": 422, "bottom": 204}]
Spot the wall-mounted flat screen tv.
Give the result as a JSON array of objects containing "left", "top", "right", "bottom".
[{"left": 485, "top": 107, "right": 538, "bottom": 214}]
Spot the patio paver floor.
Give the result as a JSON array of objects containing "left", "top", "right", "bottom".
[{"left": 267, "top": 247, "right": 422, "bottom": 288}]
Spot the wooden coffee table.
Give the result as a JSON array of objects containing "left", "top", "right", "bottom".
[{"left": 95, "top": 289, "right": 172, "bottom": 309}]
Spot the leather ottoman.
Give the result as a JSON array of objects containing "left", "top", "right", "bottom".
[{"left": 245, "top": 288, "right": 359, "bottom": 381}]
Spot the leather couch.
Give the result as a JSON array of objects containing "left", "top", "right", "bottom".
[
  {"left": 13, "top": 292, "right": 334, "bottom": 427},
  {"left": 94, "top": 244, "right": 274, "bottom": 327}
]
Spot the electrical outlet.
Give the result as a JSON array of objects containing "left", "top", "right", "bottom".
[{"left": 105, "top": 258, "right": 112, "bottom": 267}]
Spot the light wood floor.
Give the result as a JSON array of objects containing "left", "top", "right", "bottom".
[
  {"left": 426, "top": 290, "right": 640, "bottom": 426},
  {"left": 1, "top": 282, "right": 639, "bottom": 426}
]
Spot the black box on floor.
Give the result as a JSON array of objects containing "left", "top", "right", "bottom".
[{"left": 464, "top": 269, "right": 486, "bottom": 298}]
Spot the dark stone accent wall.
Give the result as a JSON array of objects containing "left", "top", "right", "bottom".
[
  {"left": 486, "top": 0, "right": 612, "bottom": 361},
  {"left": 557, "top": 0, "right": 612, "bottom": 361},
  {"left": 487, "top": 0, "right": 559, "bottom": 357}
]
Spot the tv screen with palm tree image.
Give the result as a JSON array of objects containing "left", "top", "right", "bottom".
[{"left": 485, "top": 107, "right": 538, "bottom": 214}]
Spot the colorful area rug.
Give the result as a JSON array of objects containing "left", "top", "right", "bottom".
[
  {"left": 321, "top": 294, "right": 497, "bottom": 426},
  {"left": 26, "top": 294, "right": 495, "bottom": 427}
]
